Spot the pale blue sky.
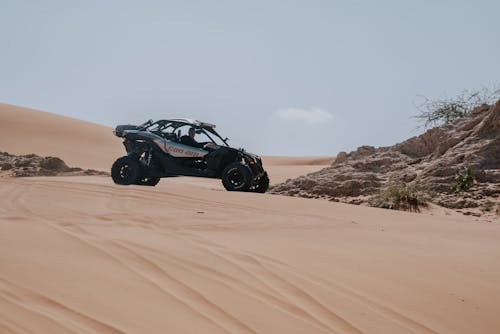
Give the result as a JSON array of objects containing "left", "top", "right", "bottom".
[{"left": 1, "top": 1, "right": 499, "bottom": 155}]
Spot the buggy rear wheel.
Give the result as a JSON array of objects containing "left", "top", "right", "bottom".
[
  {"left": 221, "top": 162, "right": 252, "bottom": 191},
  {"left": 111, "top": 156, "right": 141, "bottom": 185}
]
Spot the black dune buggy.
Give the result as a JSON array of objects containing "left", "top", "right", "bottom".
[{"left": 111, "top": 118, "right": 269, "bottom": 192}]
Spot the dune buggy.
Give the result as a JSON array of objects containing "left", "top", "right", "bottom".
[{"left": 111, "top": 119, "right": 269, "bottom": 192}]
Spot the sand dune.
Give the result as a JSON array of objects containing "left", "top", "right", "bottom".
[
  {"left": 264, "top": 156, "right": 335, "bottom": 166},
  {"left": 1, "top": 104, "right": 500, "bottom": 333},
  {"left": 0, "top": 103, "right": 122, "bottom": 170},
  {"left": 263, "top": 157, "right": 335, "bottom": 183}
]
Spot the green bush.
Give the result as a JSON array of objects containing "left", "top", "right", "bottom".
[
  {"left": 450, "top": 166, "right": 474, "bottom": 192},
  {"left": 369, "top": 183, "right": 429, "bottom": 212}
]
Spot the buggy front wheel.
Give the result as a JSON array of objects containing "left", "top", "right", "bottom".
[
  {"left": 136, "top": 177, "right": 160, "bottom": 186},
  {"left": 248, "top": 172, "right": 269, "bottom": 193}
]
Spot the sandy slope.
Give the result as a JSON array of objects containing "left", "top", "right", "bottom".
[
  {"left": 0, "top": 103, "right": 122, "bottom": 170},
  {"left": 1, "top": 176, "right": 499, "bottom": 334},
  {"left": 1, "top": 103, "right": 500, "bottom": 333}
]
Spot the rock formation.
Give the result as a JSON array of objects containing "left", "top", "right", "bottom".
[
  {"left": 0, "top": 152, "right": 108, "bottom": 177},
  {"left": 271, "top": 100, "right": 500, "bottom": 210}
]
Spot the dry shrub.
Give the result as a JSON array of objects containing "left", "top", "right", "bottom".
[
  {"left": 414, "top": 87, "right": 500, "bottom": 128},
  {"left": 369, "top": 183, "right": 429, "bottom": 212}
]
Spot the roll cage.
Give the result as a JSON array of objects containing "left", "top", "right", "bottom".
[{"left": 138, "top": 119, "right": 229, "bottom": 147}]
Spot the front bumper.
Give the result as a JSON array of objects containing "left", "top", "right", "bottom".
[{"left": 244, "top": 155, "right": 265, "bottom": 178}]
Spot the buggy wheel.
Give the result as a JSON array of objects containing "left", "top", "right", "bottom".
[
  {"left": 221, "top": 162, "right": 252, "bottom": 191},
  {"left": 248, "top": 172, "right": 269, "bottom": 193},
  {"left": 136, "top": 177, "right": 160, "bottom": 186},
  {"left": 111, "top": 156, "right": 141, "bottom": 185}
]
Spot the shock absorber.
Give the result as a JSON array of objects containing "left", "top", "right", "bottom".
[{"left": 146, "top": 149, "right": 152, "bottom": 166}]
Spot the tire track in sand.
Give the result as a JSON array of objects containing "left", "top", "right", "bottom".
[
  {"left": 188, "top": 235, "right": 438, "bottom": 334},
  {"left": 167, "top": 231, "right": 364, "bottom": 334},
  {"left": 125, "top": 240, "right": 345, "bottom": 334},
  {"left": 5, "top": 197, "right": 235, "bottom": 334},
  {"left": 96, "top": 239, "right": 257, "bottom": 334},
  {"left": 181, "top": 232, "right": 440, "bottom": 334},
  {"left": 0, "top": 279, "right": 123, "bottom": 334},
  {"left": 250, "top": 251, "right": 441, "bottom": 334}
]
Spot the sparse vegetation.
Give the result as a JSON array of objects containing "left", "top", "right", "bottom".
[
  {"left": 414, "top": 87, "right": 500, "bottom": 128},
  {"left": 450, "top": 166, "right": 474, "bottom": 193},
  {"left": 482, "top": 201, "right": 494, "bottom": 213},
  {"left": 369, "top": 183, "right": 429, "bottom": 212},
  {"left": 485, "top": 202, "right": 500, "bottom": 216}
]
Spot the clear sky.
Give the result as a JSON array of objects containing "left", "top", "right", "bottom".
[{"left": 1, "top": 1, "right": 499, "bottom": 155}]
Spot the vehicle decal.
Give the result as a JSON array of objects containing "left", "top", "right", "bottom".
[{"left": 153, "top": 138, "right": 208, "bottom": 158}]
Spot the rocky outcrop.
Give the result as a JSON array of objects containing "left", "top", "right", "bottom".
[
  {"left": 270, "top": 100, "right": 500, "bottom": 210},
  {"left": 0, "top": 152, "right": 108, "bottom": 177}
]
